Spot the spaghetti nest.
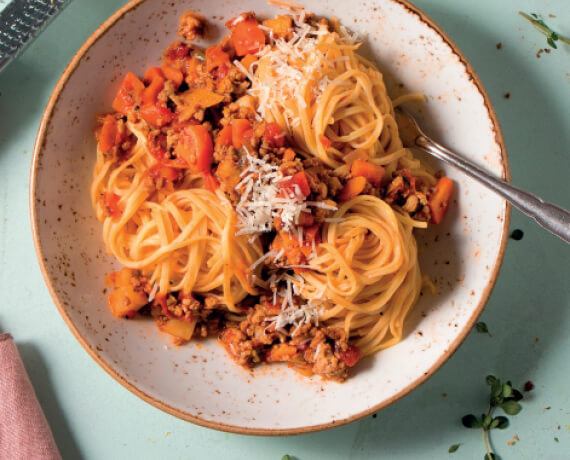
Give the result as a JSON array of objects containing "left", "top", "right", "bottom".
[
  {"left": 91, "top": 129, "right": 262, "bottom": 312},
  {"left": 299, "top": 195, "right": 420, "bottom": 356}
]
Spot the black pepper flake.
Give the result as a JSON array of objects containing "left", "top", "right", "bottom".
[
  {"left": 510, "top": 229, "right": 524, "bottom": 240},
  {"left": 504, "top": 92, "right": 511, "bottom": 99},
  {"left": 372, "top": 413, "right": 377, "bottom": 418}
]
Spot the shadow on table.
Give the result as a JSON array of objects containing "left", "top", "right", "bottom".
[
  {"left": 248, "top": 4, "right": 570, "bottom": 459},
  {"left": 18, "top": 343, "right": 84, "bottom": 460}
]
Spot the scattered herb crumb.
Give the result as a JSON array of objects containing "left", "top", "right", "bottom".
[
  {"left": 514, "top": 434, "right": 520, "bottom": 441},
  {"left": 519, "top": 12, "right": 570, "bottom": 49},
  {"left": 461, "top": 375, "right": 524, "bottom": 460},
  {"left": 476, "top": 322, "right": 491, "bottom": 336},
  {"left": 442, "top": 392, "right": 448, "bottom": 397},
  {"left": 554, "top": 437, "right": 559, "bottom": 442},
  {"left": 504, "top": 92, "right": 511, "bottom": 99},
  {"left": 510, "top": 229, "right": 524, "bottom": 240},
  {"left": 523, "top": 381, "right": 534, "bottom": 392},
  {"left": 496, "top": 42, "right": 502, "bottom": 50},
  {"left": 545, "top": 406, "right": 551, "bottom": 410},
  {"left": 448, "top": 443, "right": 461, "bottom": 453}
]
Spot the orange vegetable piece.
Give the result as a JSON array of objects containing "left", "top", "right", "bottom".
[
  {"left": 160, "top": 64, "right": 184, "bottom": 87},
  {"left": 215, "top": 125, "right": 233, "bottom": 148},
  {"left": 240, "top": 53, "right": 258, "bottom": 71},
  {"left": 141, "top": 76, "right": 165, "bottom": 105},
  {"left": 139, "top": 104, "right": 174, "bottom": 127},
  {"left": 264, "top": 122, "right": 285, "bottom": 147},
  {"left": 179, "top": 87, "right": 225, "bottom": 109},
  {"left": 338, "top": 176, "right": 367, "bottom": 202},
  {"left": 112, "top": 72, "right": 144, "bottom": 115},
  {"left": 231, "top": 118, "right": 253, "bottom": 149},
  {"left": 280, "top": 171, "right": 311, "bottom": 197},
  {"left": 232, "top": 19, "right": 266, "bottom": 56},
  {"left": 174, "top": 125, "right": 214, "bottom": 174},
  {"left": 262, "top": 15, "right": 293, "bottom": 39},
  {"left": 351, "top": 160, "right": 385, "bottom": 187},
  {"left": 428, "top": 177, "right": 454, "bottom": 224},
  {"left": 98, "top": 115, "right": 118, "bottom": 153},
  {"left": 105, "top": 268, "right": 147, "bottom": 318},
  {"left": 205, "top": 45, "right": 231, "bottom": 72},
  {"left": 143, "top": 66, "right": 163, "bottom": 85}
]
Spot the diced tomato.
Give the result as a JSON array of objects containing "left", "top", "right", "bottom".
[
  {"left": 215, "top": 124, "right": 233, "bottom": 148},
  {"left": 142, "top": 66, "right": 163, "bottom": 85},
  {"left": 280, "top": 171, "right": 311, "bottom": 197},
  {"left": 428, "top": 177, "right": 453, "bottom": 224},
  {"left": 231, "top": 19, "right": 266, "bottom": 56},
  {"left": 205, "top": 45, "right": 231, "bottom": 72},
  {"left": 319, "top": 134, "right": 332, "bottom": 148},
  {"left": 264, "top": 122, "right": 285, "bottom": 147},
  {"left": 160, "top": 64, "right": 184, "bottom": 87},
  {"left": 351, "top": 160, "right": 385, "bottom": 187},
  {"left": 98, "top": 115, "right": 121, "bottom": 153},
  {"left": 141, "top": 76, "right": 165, "bottom": 105},
  {"left": 148, "top": 163, "right": 179, "bottom": 182},
  {"left": 214, "top": 65, "right": 229, "bottom": 80},
  {"left": 174, "top": 125, "right": 214, "bottom": 174},
  {"left": 339, "top": 345, "right": 362, "bottom": 367},
  {"left": 112, "top": 72, "right": 144, "bottom": 115},
  {"left": 231, "top": 118, "right": 253, "bottom": 149},
  {"left": 140, "top": 104, "right": 174, "bottom": 127},
  {"left": 103, "top": 192, "right": 122, "bottom": 218}
]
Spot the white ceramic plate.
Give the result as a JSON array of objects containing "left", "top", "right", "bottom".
[{"left": 31, "top": 0, "right": 509, "bottom": 434}]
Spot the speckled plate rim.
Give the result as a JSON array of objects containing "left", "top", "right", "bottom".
[{"left": 30, "top": 0, "right": 511, "bottom": 435}]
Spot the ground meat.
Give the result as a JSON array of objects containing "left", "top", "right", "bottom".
[
  {"left": 178, "top": 11, "right": 206, "bottom": 41},
  {"left": 382, "top": 170, "right": 431, "bottom": 222}
]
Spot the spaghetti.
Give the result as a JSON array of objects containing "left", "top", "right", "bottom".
[{"left": 91, "top": 7, "right": 453, "bottom": 381}]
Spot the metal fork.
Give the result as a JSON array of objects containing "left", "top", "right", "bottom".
[{"left": 394, "top": 108, "right": 570, "bottom": 244}]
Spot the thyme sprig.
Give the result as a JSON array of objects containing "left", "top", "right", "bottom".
[
  {"left": 519, "top": 12, "right": 570, "bottom": 49},
  {"left": 462, "top": 375, "right": 524, "bottom": 460}
]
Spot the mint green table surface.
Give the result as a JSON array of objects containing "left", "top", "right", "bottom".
[{"left": 1, "top": 0, "right": 569, "bottom": 459}]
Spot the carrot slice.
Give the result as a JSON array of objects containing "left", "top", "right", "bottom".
[
  {"left": 112, "top": 72, "right": 144, "bottom": 115},
  {"left": 215, "top": 125, "right": 233, "bottom": 148},
  {"left": 232, "top": 19, "right": 266, "bottom": 56},
  {"left": 98, "top": 115, "right": 118, "bottom": 153},
  {"left": 143, "top": 66, "right": 163, "bottom": 85},
  {"left": 428, "top": 177, "right": 453, "bottom": 224},
  {"left": 351, "top": 160, "right": 385, "bottom": 187},
  {"left": 231, "top": 118, "right": 253, "bottom": 149},
  {"left": 160, "top": 64, "right": 184, "bottom": 87},
  {"left": 338, "top": 176, "right": 367, "bottom": 202},
  {"left": 141, "top": 76, "right": 165, "bottom": 105}
]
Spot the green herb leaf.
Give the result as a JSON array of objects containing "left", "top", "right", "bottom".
[
  {"left": 486, "top": 375, "right": 498, "bottom": 386},
  {"left": 519, "top": 11, "right": 570, "bottom": 49},
  {"left": 547, "top": 37, "right": 557, "bottom": 48},
  {"left": 476, "top": 322, "right": 490, "bottom": 334},
  {"left": 554, "top": 437, "right": 559, "bottom": 442},
  {"left": 281, "top": 456, "right": 293, "bottom": 460},
  {"left": 501, "top": 400, "right": 522, "bottom": 415},
  {"left": 462, "top": 414, "right": 482, "bottom": 428},
  {"left": 448, "top": 444, "right": 461, "bottom": 453},
  {"left": 483, "top": 414, "right": 492, "bottom": 429},
  {"left": 502, "top": 383, "right": 513, "bottom": 398},
  {"left": 484, "top": 454, "right": 496, "bottom": 460},
  {"left": 494, "top": 416, "right": 509, "bottom": 429}
]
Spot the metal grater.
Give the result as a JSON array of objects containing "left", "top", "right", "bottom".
[{"left": 0, "top": 0, "right": 72, "bottom": 72}]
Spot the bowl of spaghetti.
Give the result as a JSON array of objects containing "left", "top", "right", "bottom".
[{"left": 31, "top": 0, "right": 509, "bottom": 433}]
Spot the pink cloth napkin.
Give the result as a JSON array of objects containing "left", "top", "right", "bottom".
[{"left": 0, "top": 333, "right": 62, "bottom": 460}]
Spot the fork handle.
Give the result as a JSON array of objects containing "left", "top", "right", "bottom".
[{"left": 416, "top": 135, "right": 570, "bottom": 244}]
